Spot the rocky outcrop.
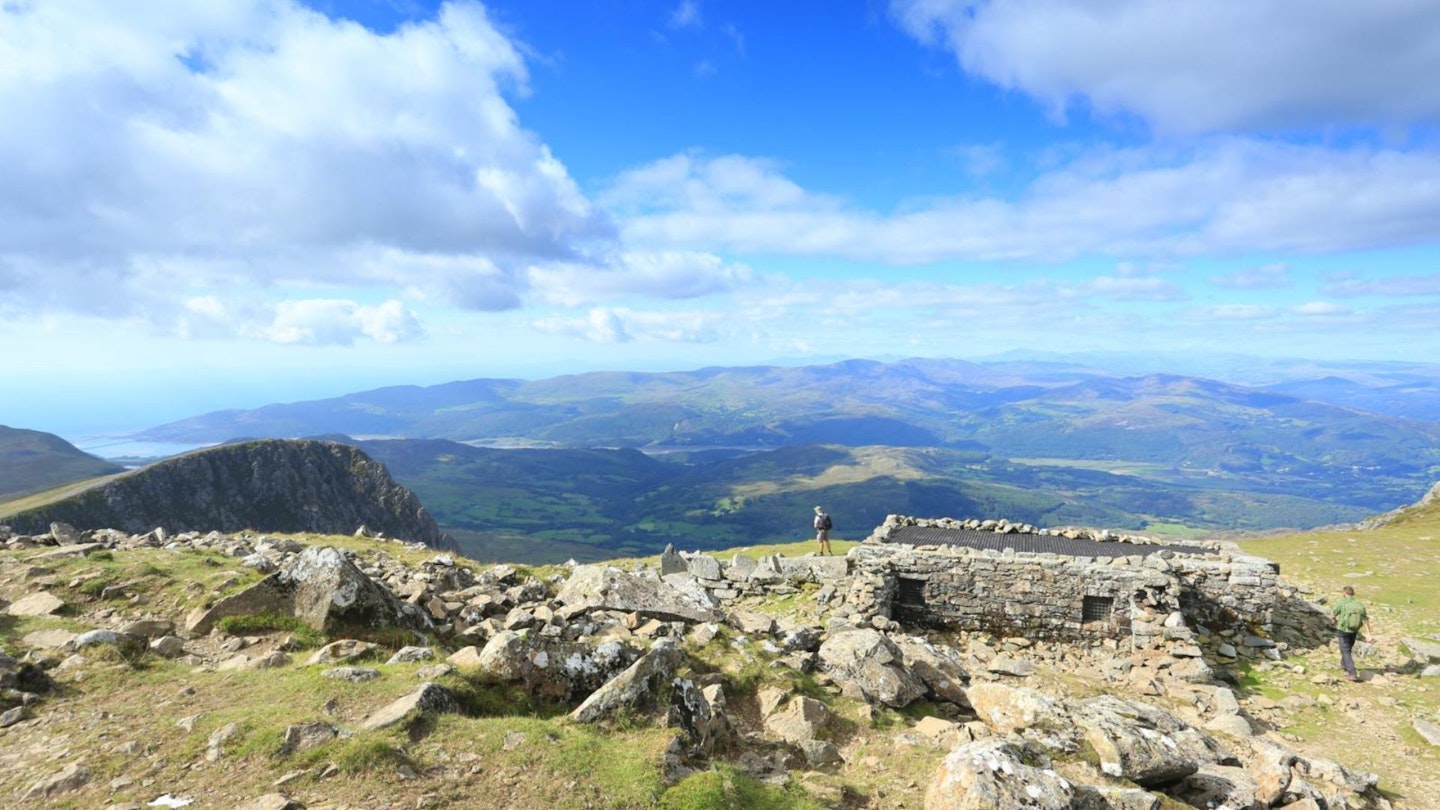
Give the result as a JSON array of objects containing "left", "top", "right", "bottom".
[{"left": 3, "top": 439, "right": 454, "bottom": 550}]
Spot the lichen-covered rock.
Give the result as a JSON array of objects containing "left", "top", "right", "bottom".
[
  {"left": 925, "top": 738, "right": 1073, "bottom": 810},
  {"left": 895, "top": 635, "right": 971, "bottom": 706},
  {"left": 1071, "top": 695, "right": 1234, "bottom": 788},
  {"left": 818, "top": 628, "right": 926, "bottom": 708},
  {"left": 570, "top": 640, "right": 686, "bottom": 723},
  {"left": 557, "top": 565, "right": 719, "bottom": 623},
  {"left": 281, "top": 546, "right": 432, "bottom": 635},
  {"left": 361, "top": 682, "right": 459, "bottom": 730},
  {"left": 475, "top": 631, "right": 640, "bottom": 702},
  {"left": 965, "top": 683, "right": 1071, "bottom": 742}
]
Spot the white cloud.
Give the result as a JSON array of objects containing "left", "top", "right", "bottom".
[
  {"left": 669, "top": 0, "right": 701, "bottom": 30},
  {"left": 528, "top": 251, "right": 755, "bottom": 307},
  {"left": 530, "top": 306, "right": 721, "bottom": 344},
  {"left": 1208, "top": 264, "right": 1292, "bottom": 290},
  {"left": 179, "top": 296, "right": 423, "bottom": 345},
  {"left": 1187, "top": 304, "right": 1282, "bottom": 322},
  {"left": 890, "top": 0, "right": 1440, "bottom": 133},
  {"left": 607, "top": 142, "right": 1440, "bottom": 263},
  {"left": 0, "top": 0, "right": 605, "bottom": 331},
  {"left": 1322, "top": 272, "right": 1440, "bottom": 297},
  {"left": 1292, "top": 301, "right": 1353, "bottom": 317}
]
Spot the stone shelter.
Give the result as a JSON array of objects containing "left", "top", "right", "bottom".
[{"left": 843, "top": 516, "right": 1282, "bottom": 660}]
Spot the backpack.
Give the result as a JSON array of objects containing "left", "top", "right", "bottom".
[
  {"left": 820, "top": 514, "right": 833, "bottom": 531},
  {"left": 1335, "top": 599, "right": 1365, "bottom": 633}
]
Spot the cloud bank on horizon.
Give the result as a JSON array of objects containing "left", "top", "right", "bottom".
[{"left": 3, "top": 0, "right": 1439, "bottom": 382}]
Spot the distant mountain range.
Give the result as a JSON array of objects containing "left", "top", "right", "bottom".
[{"left": 9, "top": 357, "right": 1439, "bottom": 563}]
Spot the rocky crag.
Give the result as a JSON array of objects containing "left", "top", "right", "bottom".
[
  {"left": 2, "top": 439, "right": 455, "bottom": 552},
  {"left": 3, "top": 517, "right": 1435, "bottom": 808}
]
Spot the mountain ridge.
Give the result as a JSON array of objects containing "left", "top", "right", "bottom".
[{"left": 0, "top": 438, "right": 455, "bottom": 551}]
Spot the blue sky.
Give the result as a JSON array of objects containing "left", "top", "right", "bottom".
[{"left": 3, "top": 0, "right": 1440, "bottom": 435}]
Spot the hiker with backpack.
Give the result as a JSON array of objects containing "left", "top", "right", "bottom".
[
  {"left": 813, "top": 505, "right": 833, "bottom": 556},
  {"left": 1332, "top": 585, "right": 1372, "bottom": 682}
]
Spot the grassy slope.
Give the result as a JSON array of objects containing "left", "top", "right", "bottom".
[
  {"left": 5, "top": 515, "right": 1440, "bottom": 807},
  {"left": 1237, "top": 511, "right": 1440, "bottom": 803}
]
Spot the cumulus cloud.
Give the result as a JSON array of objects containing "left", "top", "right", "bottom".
[
  {"left": 528, "top": 251, "right": 755, "bottom": 307},
  {"left": 0, "top": 0, "right": 605, "bottom": 332},
  {"left": 530, "top": 306, "right": 721, "bottom": 344},
  {"left": 890, "top": 0, "right": 1440, "bottom": 133},
  {"left": 1322, "top": 272, "right": 1440, "bottom": 297},
  {"left": 1208, "top": 264, "right": 1292, "bottom": 290},
  {"left": 607, "top": 142, "right": 1440, "bottom": 263},
  {"left": 180, "top": 297, "right": 423, "bottom": 345}
]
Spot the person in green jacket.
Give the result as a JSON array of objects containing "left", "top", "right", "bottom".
[{"left": 1331, "top": 585, "right": 1371, "bottom": 682}]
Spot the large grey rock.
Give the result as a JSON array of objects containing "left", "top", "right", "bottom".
[
  {"left": 20, "top": 762, "right": 91, "bottom": 802},
  {"left": 1071, "top": 784, "right": 1162, "bottom": 809},
  {"left": 763, "top": 695, "right": 831, "bottom": 744},
  {"left": 925, "top": 738, "right": 1073, "bottom": 810},
  {"left": 894, "top": 636, "right": 970, "bottom": 706},
  {"left": 361, "top": 682, "right": 459, "bottom": 730},
  {"left": 965, "top": 683, "right": 1071, "bottom": 738},
  {"left": 570, "top": 640, "right": 686, "bottom": 723},
  {"left": 1415, "top": 717, "right": 1440, "bottom": 747},
  {"left": 475, "top": 631, "right": 639, "bottom": 702},
  {"left": 282, "top": 546, "right": 432, "bottom": 634},
  {"left": 1247, "top": 738, "right": 1299, "bottom": 806},
  {"left": 818, "top": 628, "right": 926, "bottom": 708},
  {"left": 1072, "top": 695, "right": 1234, "bottom": 788},
  {"left": 184, "top": 575, "right": 294, "bottom": 636},
  {"left": 1169, "top": 764, "right": 1260, "bottom": 809},
  {"left": 557, "top": 565, "right": 719, "bottom": 623},
  {"left": 6, "top": 592, "right": 65, "bottom": 617},
  {"left": 1404, "top": 636, "right": 1440, "bottom": 663}
]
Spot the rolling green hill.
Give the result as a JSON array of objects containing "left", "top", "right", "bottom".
[{"left": 0, "top": 425, "right": 124, "bottom": 501}]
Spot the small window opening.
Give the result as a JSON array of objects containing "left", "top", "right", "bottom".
[
  {"left": 897, "top": 577, "right": 927, "bottom": 606},
  {"left": 1082, "top": 595, "right": 1114, "bottom": 623}
]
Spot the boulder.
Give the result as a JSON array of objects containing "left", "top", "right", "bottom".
[
  {"left": 6, "top": 592, "right": 65, "bottom": 617},
  {"left": 1415, "top": 717, "right": 1440, "bottom": 747},
  {"left": 556, "top": 565, "right": 719, "bottom": 623},
  {"left": 475, "top": 631, "right": 639, "bottom": 702},
  {"left": 1248, "top": 738, "right": 1299, "bottom": 806},
  {"left": 894, "top": 636, "right": 970, "bottom": 705},
  {"left": 1168, "top": 764, "right": 1260, "bottom": 810},
  {"left": 306, "top": 639, "right": 378, "bottom": 666},
  {"left": 668, "top": 676, "right": 728, "bottom": 757},
  {"left": 818, "top": 628, "right": 926, "bottom": 708},
  {"left": 763, "top": 695, "right": 832, "bottom": 745},
  {"left": 570, "top": 640, "right": 686, "bottom": 723},
  {"left": 1071, "top": 784, "right": 1162, "bottom": 809},
  {"left": 1404, "top": 636, "right": 1440, "bottom": 663},
  {"left": 965, "top": 683, "right": 1070, "bottom": 739},
  {"left": 1071, "top": 695, "right": 1234, "bottom": 788},
  {"left": 281, "top": 546, "right": 432, "bottom": 635},
  {"left": 183, "top": 575, "right": 294, "bottom": 636},
  {"left": 361, "top": 682, "right": 459, "bottom": 731},
  {"left": 20, "top": 762, "right": 91, "bottom": 802},
  {"left": 925, "top": 738, "right": 1073, "bottom": 810}
]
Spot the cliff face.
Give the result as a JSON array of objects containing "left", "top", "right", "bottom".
[{"left": 2, "top": 439, "right": 454, "bottom": 550}]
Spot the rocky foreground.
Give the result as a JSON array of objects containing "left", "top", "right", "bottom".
[{"left": 1, "top": 523, "right": 1432, "bottom": 809}]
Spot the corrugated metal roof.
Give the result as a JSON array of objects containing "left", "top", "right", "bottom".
[{"left": 883, "top": 525, "right": 1211, "bottom": 558}]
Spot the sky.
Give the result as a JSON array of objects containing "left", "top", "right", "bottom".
[{"left": 3, "top": 0, "right": 1440, "bottom": 436}]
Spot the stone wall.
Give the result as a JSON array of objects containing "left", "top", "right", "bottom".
[{"left": 845, "top": 515, "right": 1281, "bottom": 646}]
